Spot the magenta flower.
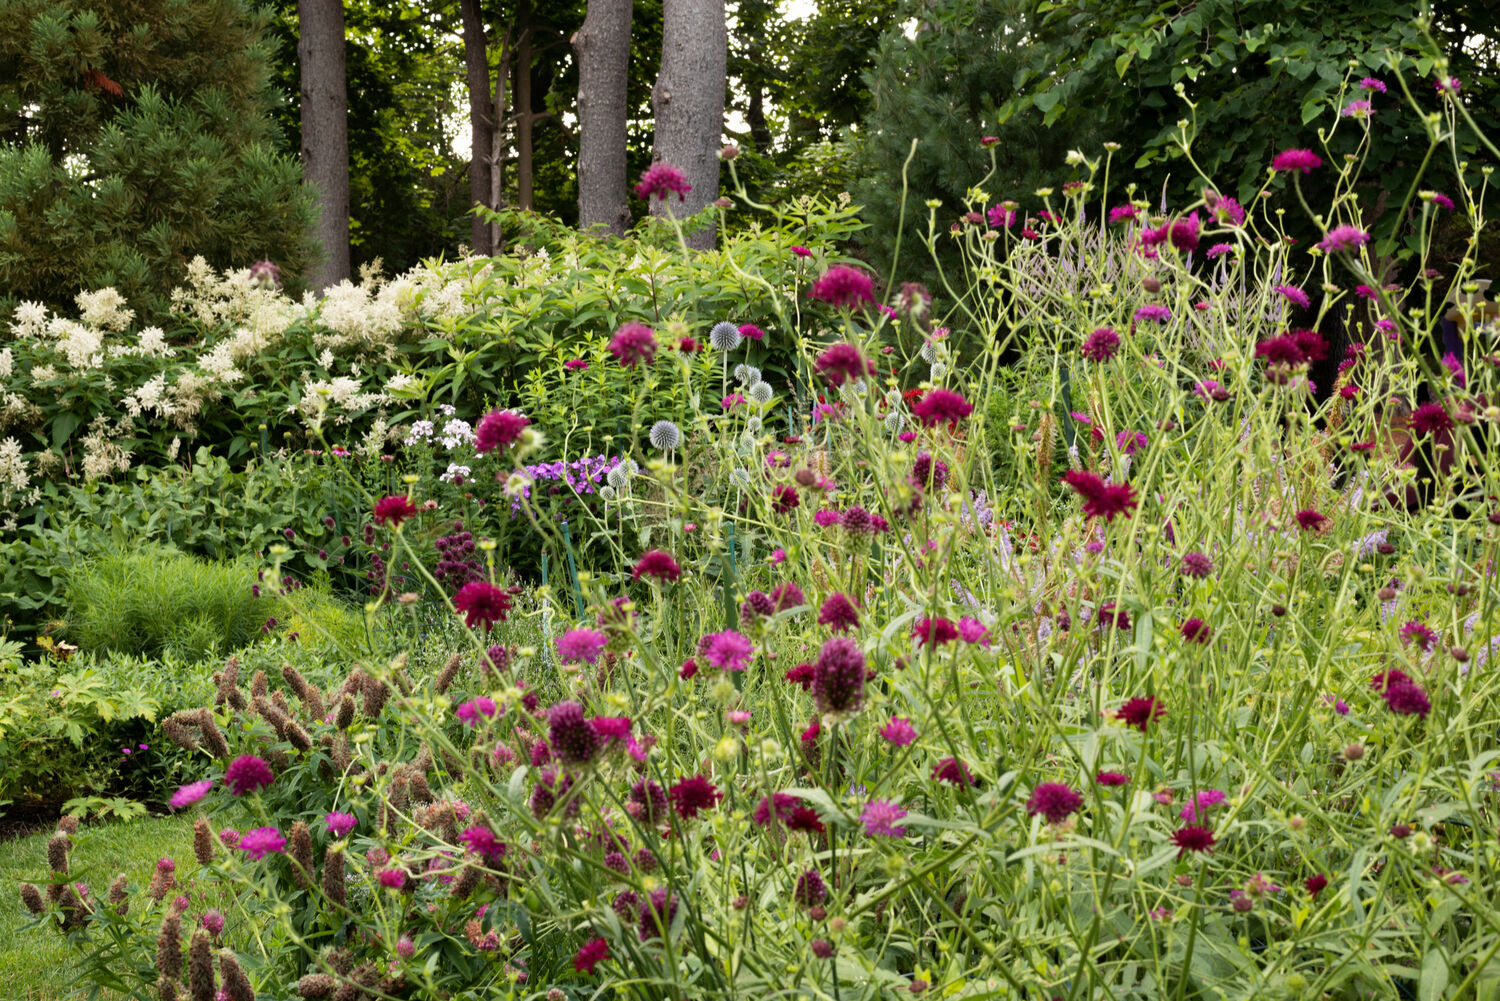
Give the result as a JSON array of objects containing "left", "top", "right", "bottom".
[
  {"left": 549, "top": 701, "right": 603, "bottom": 767},
  {"left": 912, "top": 388, "right": 973, "bottom": 427},
  {"left": 1274, "top": 285, "right": 1311, "bottom": 310},
  {"left": 1114, "top": 696, "right": 1165, "bottom": 731},
  {"left": 1295, "top": 508, "right": 1330, "bottom": 532},
  {"left": 1180, "top": 789, "right": 1226, "bottom": 821},
  {"left": 738, "top": 323, "right": 765, "bottom": 341},
  {"left": 377, "top": 867, "right": 409, "bottom": 891},
  {"left": 817, "top": 592, "right": 860, "bottom": 633},
  {"left": 459, "top": 825, "right": 507, "bottom": 864},
  {"left": 456, "top": 696, "right": 499, "bottom": 726},
  {"left": 1271, "top": 148, "right": 1323, "bottom": 174},
  {"left": 1430, "top": 193, "right": 1455, "bottom": 211},
  {"left": 861, "top": 799, "right": 909, "bottom": 837},
  {"left": 453, "top": 581, "right": 513, "bottom": 630},
  {"left": 1026, "top": 783, "right": 1083, "bottom": 823},
  {"left": 1096, "top": 771, "right": 1130, "bottom": 786},
  {"left": 791, "top": 246, "right": 811, "bottom": 258},
  {"left": 1081, "top": 327, "right": 1120, "bottom": 361},
  {"left": 325, "top": 812, "right": 357, "bottom": 838},
  {"left": 1169, "top": 212, "right": 1200, "bottom": 252},
  {"left": 1172, "top": 825, "right": 1217, "bottom": 856},
  {"left": 474, "top": 409, "right": 529, "bottom": 453},
  {"left": 634, "top": 162, "right": 691, "bottom": 201},
  {"left": 564, "top": 358, "right": 589, "bottom": 371},
  {"left": 813, "top": 343, "right": 874, "bottom": 387},
  {"left": 556, "top": 627, "right": 609, "bottom": 665},
  {"left": 698, "top": 630, "right": 754, "bottom": 671},
  {"left": 373, "top": 495, "right": 418, "bottom": 527},
  {"left": 1181, "top": 618, "right": 1211, "bottom": 643},
  {"left": 1062, "top": 470, "right": 1138, "bottom": 521},
  {"left": 880, "top": 717, "right": 917, "bottom": 745},
  {"left": 1399, "top": 620, "right": 1438, "bottom": 651},
  {"left": 1410, "top": 403, "right": 1452, "bottom": 435},
  {"left": 807, "top": 266, "right": 875, "bottom": 309},
  {"left": 1134, "top": 305, "right": 1172, "bottom": 324},
  {"left": 632, "top": 549, "right": 682, "bottom": 582},
  {"left": 912, "top": 617, "right": 959, "bottom": 646},
  {"left": 237, "top": 827, "right": 286, "bottom": 861},
  {"left": 931, "top": 757, "right": 974, "bottom": 787},
  {"left": 668, "top": 776, "right": 722, "bottom": 819},
  {"left": 988, "top": 203, "right": 1017, "bottom": 227},
  {"left": 1341, "top": 99, "right": 1374, "bottom": 118},
  {"left": 1108, "top": 204, "right": 1139, "bottom": 223},
  {"left": 169, "top": 779, "right": 214, "bottom": 811},
  {"left": 957, "top": 617, "right": 991, "bottom": 646},
  {"left": 1434, "top": 76, "right": 1461, "bottom": 95},
  {"left": 1359, "top": 77, "right": 1387, "bottom": 93},
  {"left": 1318, "top": 225, "right": 1370, "bottom": 253},
  {"left": 574, "top": 937, "right": 610, "bottom": 974},
  {"left": 608, "top": 322, "right": 657, "bottom": 367},
  {"left": 224, "top": 755, "right": 274, "bottom": 796}
]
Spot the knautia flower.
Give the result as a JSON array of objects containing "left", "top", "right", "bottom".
[
  {"left": 169, "top": 779, "right": 213, "bottom": 810},
  {"left": 474, "top": 409, "right": 529, "bottom": 453},
  {"left": 1081, "top": 327, "right": 1120, "bottom": 361},
  {"left": 556, "top": 627, "right": 609, "bottom": 665},
  {"left": 325, "top": 812, "right": 356, "bottom": 838},
  {"left": 1274, "top": 285, "right": 1311, "bottom": 310},
  {"left": 1026, "top": 783, "right": 1083, "bottom": 823},
  {"left": 1271, "top": 148, "right": 1323, "bottom": 174},
  {"left": 459, "top": 825, "right": 507, "bottom": 864},
  {"left": 574, "top": 937, "right": 609, "bottom": 974},
  {"left": 1062, "top": 470, "right": 1138, "bottom": 521},
  {"left": 237, "top": 827, "right": 286, "bottom": 861},
  {"left": 699, "top": 630, "right": 754, "bottom": 672},
  {"left": 861, "top": 800, "right": 909, "bottom": 837},
  {"left": 811, "top": 636, "right": 867, "bottom": 719},
  {"left": 456, "top": 696, "right": 498, "bottom": 726},
  {"left": 1114, "top": 696, "right": 1165, "bottom": 731},
  {"left": 1294, "top": 509, "right": 1330, "bottom": 532},
  {"left": 1181, "top": 618, "right": 1211, "bottom": 643},
  {"left": 808, "top": 266, "right": 875, "bottom": 308},
  {"left": 1134, "top": 305, "right": 1171, "bottom": 324},
  {"left": 932, "top": 757, "right": 974, "bottom": 786},
  {"left": 634, "top": 162, "right": 691, "bottom": 201},
  {"left": 632, "top": 550, "right": 682, "bottom": 582},
  {"left": 1410, "top": 403, "right": 1452, "bottom": 435},
  {"left": 1097, "top": 771, "right": 1130, "bottom": 786},
  {"left": 1341, "top": 99, "right": 1373, "bottom": 119},
  {"left": 638, "top": 887, "right": 678, "bottom": 940},
  {"left": 817, "top": 592, "right": 860, "bottom": 632},
  {"left": 668, "top": 776, "right": 722, "bottom": 819},
  {"left": 738, "top": 322, "right": 765, "bottom": 341},
  {"left": 608, "top": 323, "right": 657, "bottom": 367},
  {"left": 912, "top": 388, "right": 973, "bottom": 427},
  {"left": 453, "top": 581, "right": 513, "bottom": 630},
  {"left": 224, "top": 755, "right": 274, "bottom": 796},
  {"left": 549, "top": 701, "right": 603, "bottom": 767},
  {"left": 648, "top": 420, "right": 682, "bottom": 450},
  {"left": 1180, "top": 551, "right": 1214, "bottom": 578},
  {"left": 1318, "top": 225, "right": 1370, "bottom": 253},
  {"left": 373, "top": 495, "right": 418, "bottom": 527},
  {"left": 1171, "top": 825, "right": 1216, "bottom": 856},
  {"left": 708, "top": 321, "right": 742, "bottom": 351},
  {"left": 880, "top": 717, "right": 917, "bottom": 745},
  {"left": 912, "top": 617, "right": 958, "bottom": 646},
  {"left": 1359, "top": 77, "right": 1387, "bottom": 93},
  {"left": 1180, "top": 789, "right": 1226, "bottom": 821},
  {"left": 814, "top": 343, "right": 874, "bottom": 386}
]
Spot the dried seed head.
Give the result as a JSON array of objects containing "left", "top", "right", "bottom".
[
  {"left": 195, "top": 709, "right": 230, "bottom": 760},
  {"left": 188, "top": 928, "right": 216, "bottom": 1001},
  {"left": 289, "top": 822, "right": 314, "bottom": 889},
  {"left": 294, "top": 974, "right": 337, "bottom": 998},
  {"left": 321, "top": 847, "right": 346, "bottom": 908},
  {"left": 218, "top": 951, "right": 255, "bottom": 1001},
  {"left": 157, "top": 914, "right": 184, "bottom": 981},
  {"left": 192, "top": 818, "right": 215, "bottom": 866},
  {"left": 434, "top": 653, "right": 463, "bottom": 694},
  {"left": 20, "top": 883, "right": 44, "bottom": 915},
  {"left": 335, "top": 695, "right": 356, "bottom": 730},
  {"left": 46, "top": 831, "right": 71, "bottom": 874}
]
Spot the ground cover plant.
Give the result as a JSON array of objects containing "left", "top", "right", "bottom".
[{"left": 12, "top": 39, "right": 1500, "bottom": 1001}]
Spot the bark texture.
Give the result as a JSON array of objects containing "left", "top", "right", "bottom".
[
  {"left": 650, "top": 0, "right": 726, "bottom": 249},
  {"left": 574, "top": 0, "right": 634, "bottom": 236},
  {"left": 461, "top": 0, "right": 494, "bottom": 255},
  {"left": 297, "top": 0, "right": 350, "bottom": 291}
]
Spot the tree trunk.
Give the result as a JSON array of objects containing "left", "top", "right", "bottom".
[
  {"left": 574, "top": 0, "right": 634, "bottom": 236},
  {"left": 297, "top": 0, "right": 350, "bottom": 291},
  {"left": 651, "top": 0, "right": 726, "bottom": 249},
  {"left": 514, "top": 0, "right": 535, "bottom": 212},
  {"left": 461, "top": 0, "right": 494, "bottom": 256},
  {"left": 490, "top": 26, "right": 513, "bottom": 252}
]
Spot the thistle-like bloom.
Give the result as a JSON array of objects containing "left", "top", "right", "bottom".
[
  {"left": 1097, "top": 771, "right": 1130, "bottom": 786},
  {"left": 1026, "top": 783, "right": 1083, "bottom": 823},
  {"left": 794, "top": 868, "right": 827, "bottom": 907},
  {"left": 1062, "top": 470, "right": 1138, "bottom": 521},
  {"left": 1305, "top": 874, "right": 1328, "bottom": 897},
  {"left": 1399, "top": 621, "right": 1437, "bottom": 651},
  {"left": 1133, "top": 305, "right": 1171, "bottom": 324},
  {"left": 1274, "top": 285, "right": 1311, "bottom": 310},
  {"left": 325, "top": 812, "right": 356, "bottom": 838},
  {"left": 1114, "top": 696, "right": 1165, "bottom": 731},
  {"left": 1181, "top": 618, "right": 1211, "bottom": 643},
  {"left": 459, "top": 825, "right": 507, "bottom": 864},
  {"left": 633, "top": 549, "right": 683, "bottom": 582},
  {"left": 549, "top": 701, "right": 603, "bottom": 767},
  {"left": 456, "top": 696, "right": 499, "bottom": 726},
  {"left": 1171, "top": 825, "right": 1217, "bottom": 856},
  {"left": 1294, "top": 509, "right": 1330, "bottom": 532},
  {"left": 574, "top": 937, "right": 610, "bottom": 974},
  {"left": 668, "top": 776, "right": 722, "bottom": 819},
  {"left": 556, "top": 627, "right": 609, "bottom": 665},
  {"left": 880, "top": 717, "right": 917, "bottom": 745},
  {"left": 860, "top": 800, "right": 908, "bottom": 837},
  {"left": 808, "top": 266, "right": 875, "bottom": 308},
  {"left": 1180, "top": 789, "right": 1226, "bottom": 821},
  {"left": 699, "top": 629, "right": 754, "bottom": 671},
  {"left": 224, "top": 755, "right": 274, "bottom": 796},
  {"left": 169, "top": 779, "right": 213, "bottom": 811},
  {"left": 912, "top": 388, "right": 973, "bottom": 427},
  {"left": 237, "top": 827, "right": 286, "bottom": 861},
  {"left": 817, "top": 592, "right": 860, "bottom": 632},
  {"left": 608, "top": 323, "right": 657, "bottom": 367},
  {"left": 1180, "top": 551, "right": 1214, "bottom": 578},
  {"left": 373, "top": 494, "right": 419, "bottom": 527},
  {"left": 474, "top": 409, "right": 529, "bottom": 453},
  {"left": 814, "top": 343, "right": 874, "bottom": 386},
  {"left": 648, "top": 420, "right": 682, "bottom": 450},
  {"left": 1168, "top": 212, "right": 1200, "bottom": 252},
  {"left": 1080, "top": 327, "right": 1120, "bottom": 361},
  {"left": 1410, "top": 403, "right": 1452, "bottom": 435},
  {"left": 453, "top": 581, "right": 513, "bottom": 630},
  {"left": 1271, "top": 148, "right": 1323, "bottom": 174},
  {"left": 634, "top": 162, "right": 691, "bottom": 201},
  {"left": 811, "top": 636, "right": 867, "bottom": 718},
  {"left": 1359, "top": 77, "right": 1387, "bottom": 93},
  {"left": 931, "top": 757, "right": 974, "bottom": 786},
  {"left": 912, "top": 616, "right": 958, "bottom": 646},
  {"left": 708, "top": 321, "right": 742, "bottom": 351},
  {"left": 1318, "top": 225, "right": 1370, "bottom": 253}
]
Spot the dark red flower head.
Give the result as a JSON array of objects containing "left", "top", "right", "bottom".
[
  {"left": 1180, "top": 618, "right": 1211, "bottom": 643},
  {"left": 912, "top": 388, "right": 973, "bottom": 428},
  {"left": 817, "top": 592, "right": 860, "bottom": 633},
  {"left": 1171, "top": 825, "right": 1217, "bottom": 856},
  {"left": 807, "top": 266, "right": 875, "bottom": 309},
  {"left": 609, "top": 323, "right": 657, "bottom": 367},
  {"left": 474, "top": 409, "right": 529, "bottom": 453},
  {"left": 931, "top": 757, "right": 974, "bottom": 786},
  {"left": 811, "top": 636, "right": 867, "bottom": 717},
  {"left": 912, "top": 616, "right": 958, "bottom": 646},
  {"left": 634, "top": 162, "right": 691, "bottom": 201},
  {"left": 1062, "top": 470, "right": 1138, "bottom": 521},
  {"left": 373, "top": 495, "right": 418, "bottom": 527},
  {"left": 1114, "top": 696, "right": 1165, "bottom": 731},
  {"left": 814, "top": 343, "right": 875, "bottom": 387},
  {"left": 1026, "top": 783, "right": 1083, "bottom": 823},
  {"left": 452, "top": 581, "right": 513, "bottom": 630},
  {"left": 632, "top": 550, "right": 683, "bottom": 582},
  {"left": 668, "top": 776, "right": 722, "bottom": 819},
  {"left": 1410, "top": 403, "right": 1453, "bottom": 435},
  {"left": 1294, "top": 509, "right": 1330, "bottom": 532}
]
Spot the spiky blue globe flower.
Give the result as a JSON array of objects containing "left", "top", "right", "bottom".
[
  {"left": 749, "top": 381, "right": 774, "bottom": 404},
  {"left": 884, "top": 411, "right": 905, "bottom": 433},
  {"left": 734, "top": 363, "right": 761, "bottom": 385},
  {"left": 649, "top": 420, "right": 682, "bottom": 450},
  {"left": 606, "top": 465, "right": 631, "bottom": 489},
  {"left": 709, "top": 322, "right": 742, "bottom": 351}
]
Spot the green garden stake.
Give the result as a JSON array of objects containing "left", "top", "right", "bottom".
[
  {"left": 560, "top": 521, "right": 584, "bottom": 620},
  {"left": 723, "top": 522, "right": 738, "bottom": 629}
]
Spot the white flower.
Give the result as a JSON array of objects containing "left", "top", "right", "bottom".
[
  {"left": 884, "top": 411, "right": 905, "bottom": 433},
  {"left": 441, "top": 463, "right": 472, "bottom": 483},
  {"left": 749, "top": 382, "right": 774, "bottom": 404},
  {"left": 649, "top": 420, "right": 682, "bottom": 450},
  {"left": 75, "top": 287, "right": 133, "bottom": 331},
  {"left": 10, "top": 301, "right": 48, "bottom": 338},
  {"left": 734, "top": 364, "right": 761, "bottom": 385},
  {"left": 709, "top": 321, "right": 742, "bottom": 351}
]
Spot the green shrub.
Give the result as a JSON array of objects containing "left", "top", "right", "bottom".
[{"left": 63, "top": 545, "right": 271, "bottom": 659}]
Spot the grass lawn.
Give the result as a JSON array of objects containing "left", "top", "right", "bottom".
[{"left": 0, "top": 814, "right": 198, "bottom": 1001}]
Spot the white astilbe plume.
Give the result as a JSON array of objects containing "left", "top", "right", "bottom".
[
  {"left": 649, "top": 420, "right": 682, "bottom": 450},
  {"left": 709, "top": 321, "right": 742, "bottom": 351}
]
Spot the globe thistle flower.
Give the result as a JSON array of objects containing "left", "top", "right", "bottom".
[
  {"left": 373, "top": 495, "right": 419, "bottom": 527},
  {"left": 548, "top": 701, "right": 603, "bottom": 767},
  {"left": 648, "top": 420, "right": 682, "bottom": 450},
  {"left": 606, "top": 464, "right": 631, "bottom": 490},
  {"left": 912, "top": 388, "right": 973, "bottom": 427},
  {"left": 814, "top": 343, "right": 874, "bottom": 387},
  {"left": 884, "top": 411, "right": 905, "bottom": 433},
  {"left": 749, "top": 381, "right": 774, "bottom": 404},
  {"left": 452, "top": 581, "right": 513, "bottom": 630},
  {"left": 634, "top": 162, "right": 691, "bottom": 201},
  {"left": 1080, "top": 328, "right": 1120, "bottom": 362},
  {"left": 811, "top": 636, "right": 867, "bottom": 719},
  {"left": 746, "top": 415, "right": 763, "bottom": 434},
  {"left": 1114, "top": 696, "right": 1165, "bottom": 731},
  {"left": 817, "top": 592, "right": 860, "bottom": 633},
  {"left": 474, "top": 409, "right": 529, "bottom": 453},
  {"left": 608, "top": 323, "right": 657, "bottom": 367},
  {"left": 808, "top": 266, "right": 875, "bottom": 308},
  {"left": 632, "top": 550, "right": 683, "bottom": 582},
  {"left": 668, "top": 776, "right": 722, "bottom": 819},
  {"left": 731, "top": 467, "right": 753, "bottom": 488},
  {"left": 1271, "top": 149, "right": 1323, "bottom": 174},
  {"left": 929, "top": 361, "right": 947, "bottom": 380},
  {"left": 1026, "top": 783, "right": 1083, "bottom": 823},
  {"left": 224, "top": 755, "right": 274, "bottom": 796},
  {"left": 709, "top": 321, "right": 743, "bottom": 351}
]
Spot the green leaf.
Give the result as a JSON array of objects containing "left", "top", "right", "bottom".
[
  {"left": 1115, "top": 51, "right": 1134, "bottom": 78},
  {"left": 51, "top": 412, "right": 82, "bottom": 449},
  {"left": 1301, "top": 100, "right": 1324, "bottom": 124},
  {"left": 1420, "top": 950, "right": 1449, "bottom": 1001},
  {"left": 1033, "top": 87, "right": 1062, "bottom": 114}
]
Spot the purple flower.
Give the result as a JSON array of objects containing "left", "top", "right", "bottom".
[
  {"left": 1359, "top": 77, "right": 1387, "bottom": 93},
  {"left": 1318, "top": 225, "right": 1370, "bottom": 253},
  {"left": 549, "top": 700, "right": 603, "bottom": 766},
  {"left": 556, "top": 627, "right": 609, "bottom": 665},
  {"left": 224, "top": 755, "right": 274, "bottom": 796},
  {"left": 634, "top": 162, "right": 691, "bottom": 201},
  {"left": 237, "top": 827, "right": 286, "bottom": 861},
  {"left": 456, "top": 696, "right": 499, "bottom": 726},
  {"left": 1026, "top": 783, "right": 1083, "bottom": 823},
  {"left": 1272, "top": 149, "right": 1323, "bottom": 174},
  {"left": 1180, "top": 789, "right": 1226, "bottom": 821},
  {"left": 811, "top": 636, "right": 867, "bottom": 718},
  {"left": 807, "top": 266, "right": 875, "bottom": 309},
  {"left": 1274, "top": 285, "right": 1311, "bottom": 310},
  {"left": 460, "top": 825, "right": 507, "bottom": 864},
  {"left": 879, "top": 717, "right": 917, "bottom": 745},
  {"left": 1341, "top": 99, "right": 1374, "bottom": 118},
  {"left": 325, "top": 812, "right": 357, "bottom": 838},
  {"left": 957, "top": 617, "right": 991, "bottom": 646},
  {"left": 861, "top": 799, "right": 909, "bottom": 837},
  {"left": 1081, "top": 327, "right": 1120, "bottom": 361},
  {"left": 609, "top": 323, "right": 657, "bottom": 367},
  {"left": 1133, "top": 305, "right": 1171, "bottom": 324},
  {"left": 698, "top": 630, "right": 754, "bottom": 672},
  {"left": 169, "top": 779, "right": 214, "bottom": 811}
]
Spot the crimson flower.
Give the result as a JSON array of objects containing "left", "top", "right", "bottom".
[
  {"left": 1026, "top": 783, "right": 1082, "bottom": 823},
  {"left": 373, "top": 495, "right": 418, "bottom": 527},
  {"left": 632, "top": 550, "right": 683, "bottom": 582},
  {"left": 911, "top": 388, "right": 973, "bottom": 427},
  {"left": 608, "top": 323, "right": 657, "bottom": 367},
  {"left": 668, "top": 776, "right": 722, "bottom": 819},
  {"left": 452, "top": 581, "right": 513, "bottom": 630},
  {"left": 1062, "top": 470, "right": 1138, "bottom": 521},
  {"left": 474, "top": 409, "right": 529, "bottom": 453},
  {"left": 574, "top": 937, "right": 609, "bottom": 974},
  {"left": 1171, "top": 825, "right": 1217, "bottom": 856},
  {"left": 912, "top": 617, "right": 958, "bottom": 646},
  {"left": 1410, "top": 403, "right": 1452, "bottom": 435},
  {"left": 634, "top": 162, "right": 691, "bottom": 201},
  {"left": 807, "top": 266, "right": 875, "bottom": 308},
  {"left": 1114, "top": 696, "right": 1165, "bottom": 731},
  {"left": 1271, "top": 148, "right": 1323, "bottom": 174},
  {"left": 813, "top": 343, "right": 874, "bottom": 387}
]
